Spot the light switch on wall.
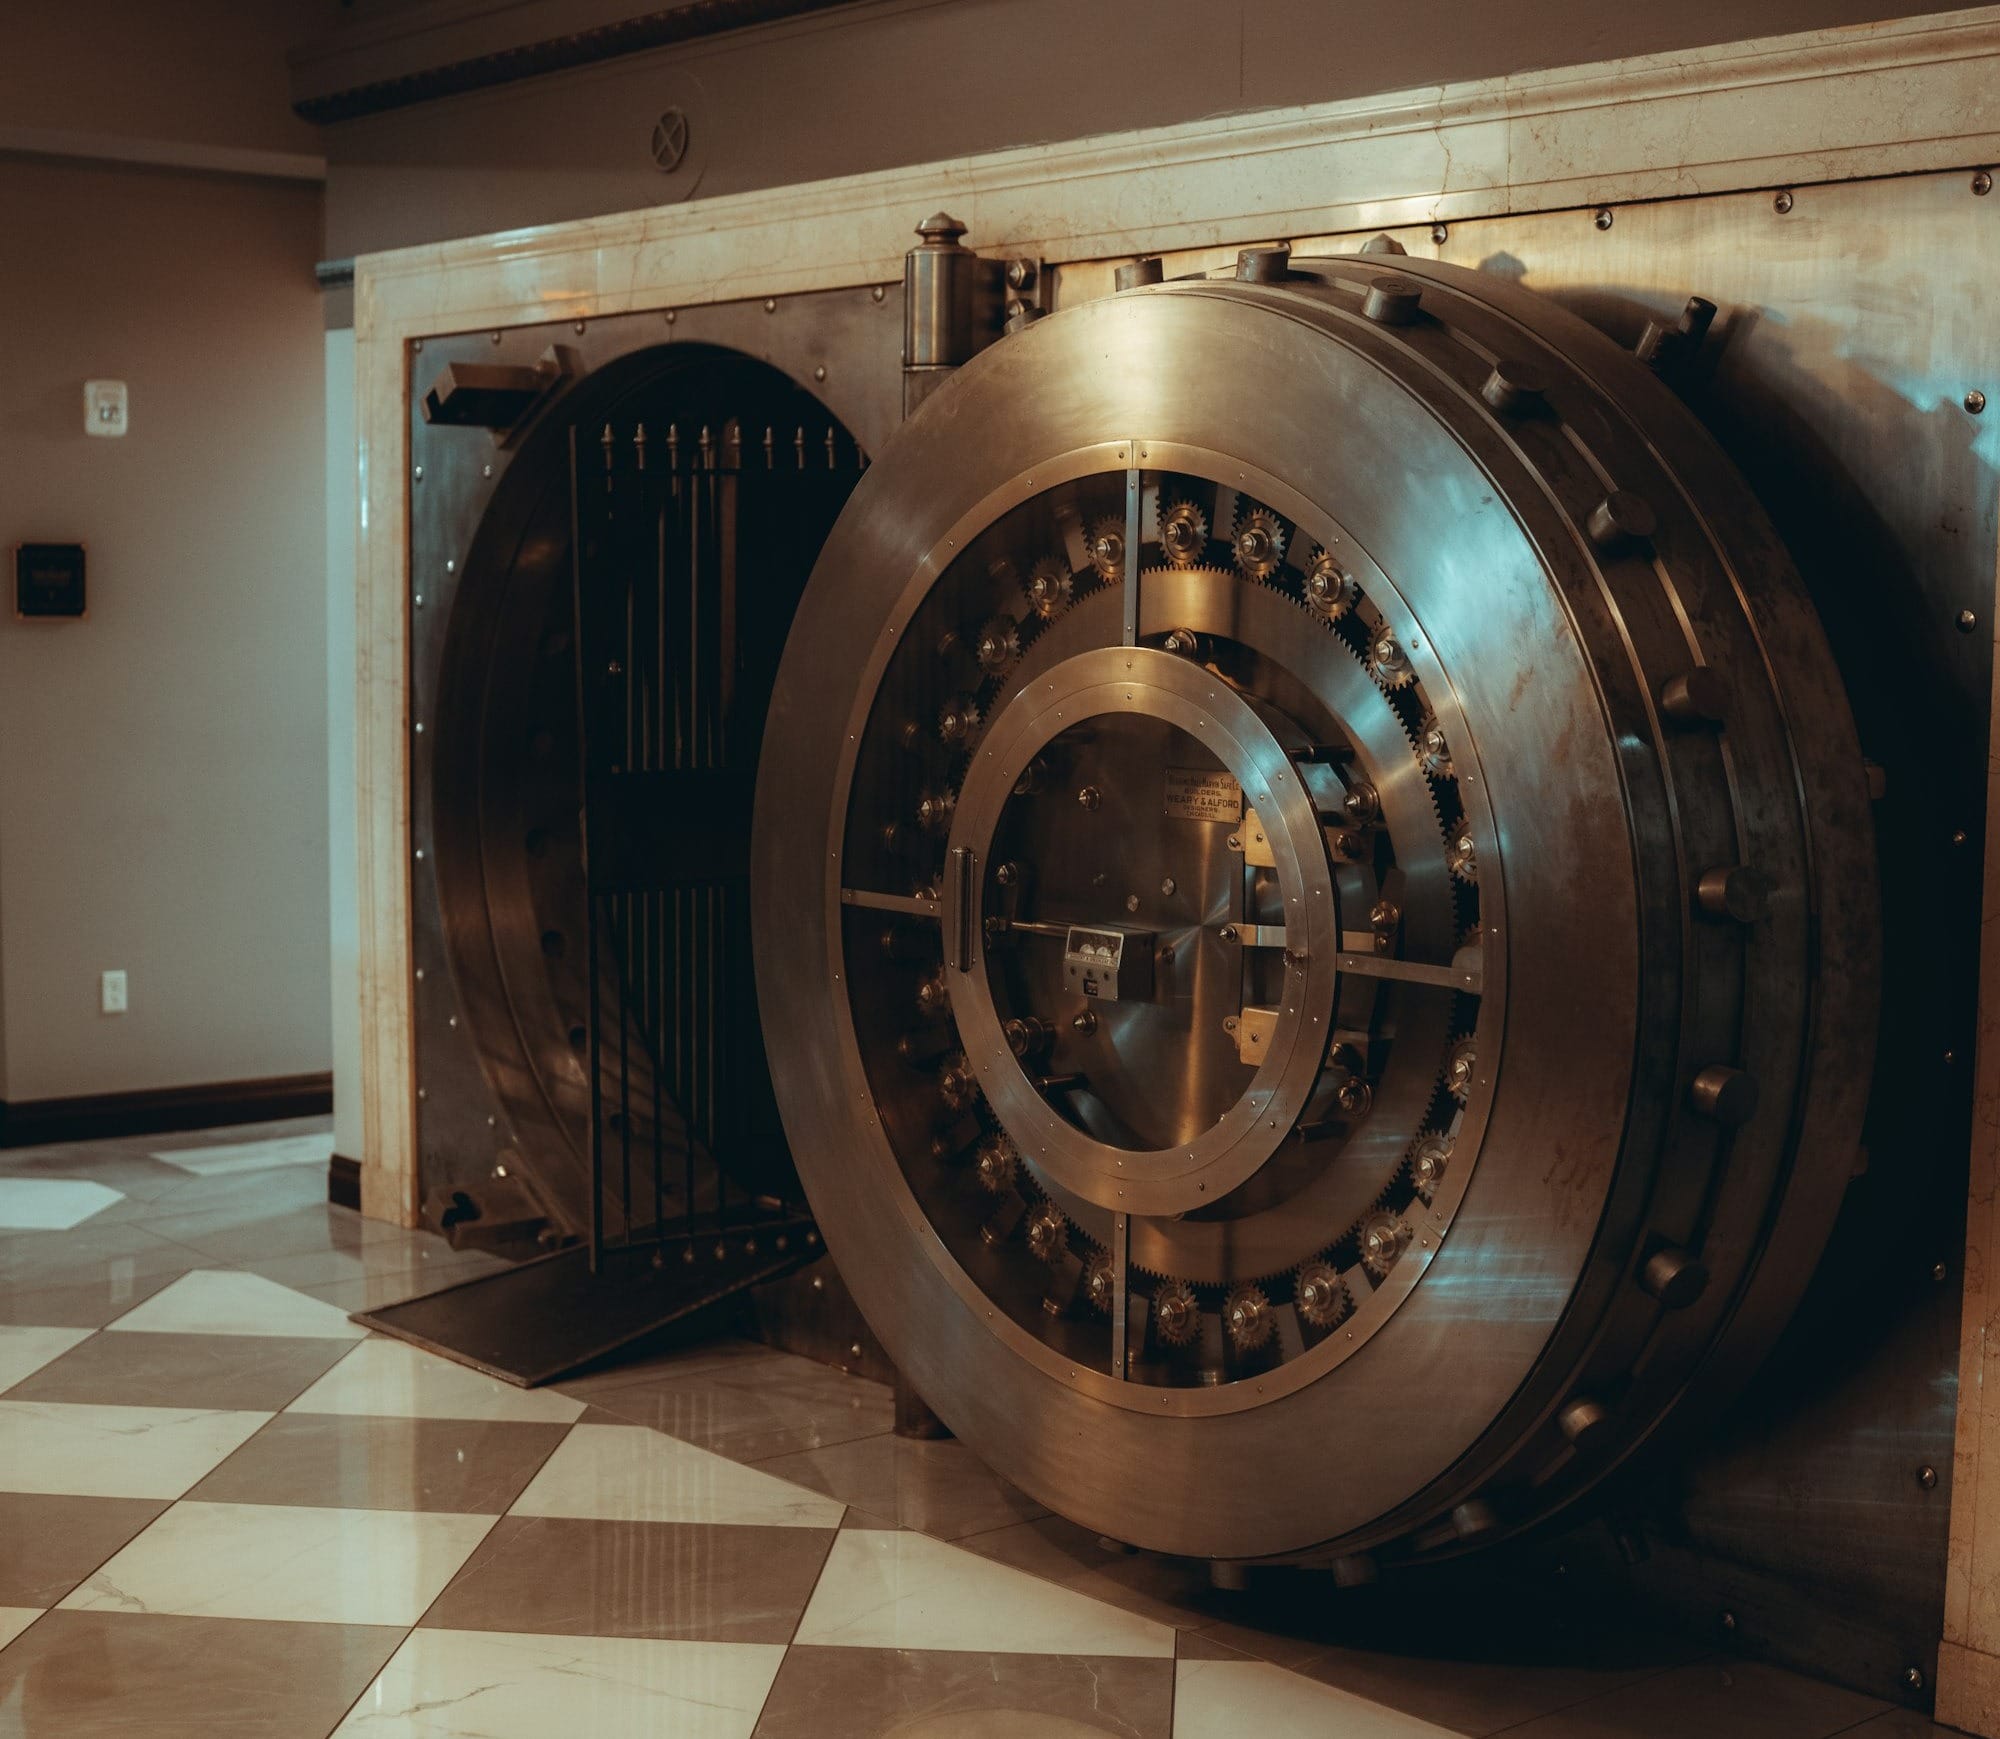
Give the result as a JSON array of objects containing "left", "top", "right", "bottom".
[
  {"left": 83, "top": 380, "right": 128, "bottom": 437},
  {"left": 100, "top": 969, "right": 128, "bottom": 1014}
]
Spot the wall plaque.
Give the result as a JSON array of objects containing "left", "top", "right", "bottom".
[{"left": 15, "top": 544, "right": 86, "bottom": 620}]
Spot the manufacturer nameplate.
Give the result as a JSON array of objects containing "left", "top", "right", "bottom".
[{"left": 1164, "top": 767, "right": 1243, "bottom": 823}]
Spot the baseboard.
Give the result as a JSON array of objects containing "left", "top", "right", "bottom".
[
  {"left": 0, "top": 1072, "right": 334, "bottom": 1149},
  {"left": 328, "top": 1153, "right": 362, "bottom": 1210}
]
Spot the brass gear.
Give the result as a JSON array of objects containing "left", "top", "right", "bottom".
[
  {"left": 1366, "top": 628, "right": 1417, "bottom": 690},
  {"left": 1302, "top": 547, "right": 1360, "bottom": 620},
  {"left": 1024, "top": 556, "right": 1074, "bottom": 619},
  {"left": 915, "top": 787, "right": 957, "bottom": 835},
  {"left": 1084, "top": 516, "right": 1126, "bottom": 582},
  {"left": 1411, "top": 1131, "right": 1453, "bottom": 1199},
  {"left": 1231, "top": 506, "right": 1288, "bottom": 579},
  {"left": 1159, "top": 499, "right": 1210, "bottom": 567},
  {"left": 1224, "top": 1283, "right": 1275, "bottom": 1351},
  {"left": 1359, "top": 1209, "right": 1411, "bottom": 1279},
  {"left": 1025, "top": 1201, "right": 1069, "bottom": 1263},
  {"left": 1446, "top": 824, "right": 1478, "bottom": 884},
  {"left": 1444, "top": 1036, "right": 1477, "bottom": 1102},
  {"left": 1295, "top": 1257, "right": 1349, "bottom": 1328},
  {"left": 938, "top": 692, "right": 983, "bottom": 745},
  {"left": 1082, "top": 1249, "right": 1114, "bottom": 1314},
  {"left": 974, "top": 1132, "right": 1017, "bottom": 1194},
  {"left": 975, "top": 613, "right": 1022, "bottom": 671},
  {"left": 1153, "top": 1277, "right": 1201, "bottom": 1345},
  {"left": 1417, "top": 710, "right": 1454, "bottom": 780}
]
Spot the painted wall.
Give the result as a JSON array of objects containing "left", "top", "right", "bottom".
[
  {"left": 318, "top": 0, "right": 1965, "bottom": 258},
  {"left": 0, "top": 157, "right": 330, "bottom": 1102}
]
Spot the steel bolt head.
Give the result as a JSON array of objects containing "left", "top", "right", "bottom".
[
  {"left": 1077, "top": 786, "right": 1102, "bottom": 811},
  {"left": 1430, "top": 221, "right": 1449, "bottom": 244},
  {"left": 1968, "top": 390, "right": 1988, "bottom": 415},
  {"left": 1774, "top": 189, "right": 1795, "bottom": 214},
  {"left": 1936, "top": 1262, "right": 1950, "bottom": 1282},
  {"left": 1918, "top": 1465, "right": 1938, "bottom": 1489},
  {"left": 1906, "top": 1666, "right": 1925, "bottom": 1690},
  {"left": 1960, "top": 608, "right": 1979, "bottom": 632},
  {"left": 1593, "top": 207, "right": 1614, "bottom": 230},
  {"left": 871, "top": 285, "right": 886, "bottom": 302},
  {"left": 1976, "top": 170, "right": 1993, "bottom": 196}
]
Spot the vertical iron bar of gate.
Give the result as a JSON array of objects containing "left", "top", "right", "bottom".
[{"left": 569, "top": 427, "right": 606, "bottom": 1273}]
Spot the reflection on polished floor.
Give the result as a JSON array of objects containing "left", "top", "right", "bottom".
[{"left": 0, "top": 1119, "right": 1957, "bottom": 1737}]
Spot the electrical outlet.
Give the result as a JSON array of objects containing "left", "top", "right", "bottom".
[{"left": 100, "top": 969, "right": 127, "bottom": 1014}]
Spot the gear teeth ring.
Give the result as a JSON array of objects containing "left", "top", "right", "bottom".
[
  {"left": 1159, "top": 499, "right": 1210, "bottom": 567},
  {"left": 1153, "top": 1277, "right": 1201, "bottom": 1345},
  {"left": 1232, "top": 506, "right": 1288, "bottom": 580},
  {"left": 1024, "top": 556, "right": 1074, "bottom": 619},
  {"left": 1084, "top": 517, "right": 1126, "bottom": 582}
]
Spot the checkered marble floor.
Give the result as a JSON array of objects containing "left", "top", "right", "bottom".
[{"left": 0, "top": 1120, "right": 1956, "bottom": 1737}]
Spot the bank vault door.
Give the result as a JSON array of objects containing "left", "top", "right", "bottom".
[{"left": 391, "top": 292, "right": 900, "bottom": 1382}]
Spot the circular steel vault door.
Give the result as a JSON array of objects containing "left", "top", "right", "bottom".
[{"left": 750, "top": 257, "right": 1878, "bottom": 1570}]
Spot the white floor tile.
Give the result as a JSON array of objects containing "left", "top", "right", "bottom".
[
  {"left": 1173, "top": 1659, "right": 1460, "bottom": 1738},
  {"left": 0, "top": 1325, "right": 93, "bottom": 1391},
  {"left": 510, "top": 1422, "right": 844, "bottom": 1529},
  {"left": 0, "top": 1608, "right": 40, "bottom": 1650},
  {"left": 61, "top": 1500, "right": 496, "bottom": 1627},
  {"left": 0, "top": 1178, "right": 123, "bottom": 1230},
  {"left": 794, "top": 1527, "right": 1176, "bottom": 1658},
  {"left": 0, "top": 1400, "right": 269, "bottom": 1498},
  {"left": 152, "top": 1132, "right": 335, "bottom": 1177},
  {"left": 286, "top": 1336, "right": 585, "bottom": 1423},
  {"left": 104, "top": 1269, "right": 365, "bottom": 1340},
  {"left": 333, "top": 1629, "right": 785, "bottom": 1739}
]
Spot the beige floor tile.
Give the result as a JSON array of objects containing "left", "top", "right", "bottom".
[
  {"left": 104, "top": 1270, "right": 364, "bottom": 1340},
  {"left": 0, "top": 1325, "right": 93, "bottom": 1391},
  {"left": 0, "top": 1607, "right": 39, "bottom": 1650},
  {"left": 0, "top": 1493, "right": 170, "bottom": 1606},
  {"left": 512, "top": 1422, "right": 844, "bottom": 1529},
  {"left": 0, "top": 1401, "right": 269, "bottom": 1498},
  {"left": 570, "top": 1348, "right": 893, "bottom": 1461},
  {"left": 6, "top": 1329, "right": 352, "bottom": 1410},
  {"left": 190, "top": 1412, "right": 569, "bottom": 1513},
  {"left": 794, "top": 1527, "right": 1176, "bottom": 1658},
  {"left": 60, "top": 1500, "right": 496, "bottom": 1626},
  {"left": 0, "top": 1608, "right": 403, "bottom": 1737},
  {"left": 756, "top": 1430, "right": 1048, "bottom": 1540},
  {"left": 332, "top": 1628, "right": 785, "bottom": 1738},
  {"left": 0, "top": 1268, "right": 180, "bottom": 1330},
  {"left": 286, "top": 1336, "right": 585, "bottom": 1422},
  {"left": 1174, "top": 1657, "right": 1462, "bottom": 1738},
  {"left": 0, "top": 1179, "right": 122, "bottom": 1231}
]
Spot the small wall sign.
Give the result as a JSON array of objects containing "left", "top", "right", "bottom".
[{"left": 15, "top": 544, "right": 86, "bottom": 619}]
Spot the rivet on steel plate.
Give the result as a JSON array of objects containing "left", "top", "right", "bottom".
[
  {"left": 814, "top": 365, "right": 826, "bottom": 381},
  {"left": 1773, "top": 189, "right": 1794, "bottom": 214},
  {"left": 1430, "top": 221, "right": 1449, "bottom": 244},
  {"left": 445, "top": 559, "right": 456, "bottom": 573},
  {"left": 414, "top": 594, "right": 424, "bottom": 608},
  {"left": 1593, "top": 207, "right": 1614, "bottom": 230},
  {"left": 413, "top": 338, "right": 423, "bottom": 352},
  {"left": 871, "top": 285, "right": 886, "bottom": 302},
  {"left": 482, "top": 463, "right": 493, "bottom": 478},
  {"left": 764, "top": 298, "right": 777, "bottom": 313},
  {"left": 574, "top": 320, "right": 586, "bottom": 333},
  {"left": 413, "top": 465, "right": 424, "bottom": 482},
  {"left": 490, "top": 331, "right": 501, "bottom": 343},
  {"left": 414, "top": 848, "right": 426, "bottom": 861},
  {"left": 1959, "top": 609, "right": 1979, "bottom": 632},
  {"left": 665, "top": 309, "right": 677, "bottom": 324},
  {"left": 1966, "top": 390, "right": 1987, "bottom": 415},
  {"left": 1976, "top": 171, "right": 1994, "bottom": 195},
  {"left": 1918, "top": 1465, "right": 1938, "bottom": 1489}
]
